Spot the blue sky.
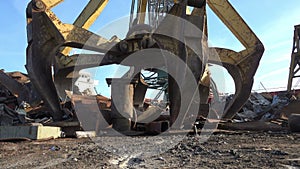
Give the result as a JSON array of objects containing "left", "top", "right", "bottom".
[{"left": 0, "top": 0, "right": 300, "bottom": 95}]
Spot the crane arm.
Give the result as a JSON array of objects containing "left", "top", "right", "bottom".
[{"left": 207, "top": 0, "right": 264, "bottom": 119}]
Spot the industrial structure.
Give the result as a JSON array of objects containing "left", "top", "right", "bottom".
[
  {"left": 287, "top": 24, "right": 300, "bottom": 92},
  {"left": 24, "top": 0, "right": 264, "bottom": 133}
]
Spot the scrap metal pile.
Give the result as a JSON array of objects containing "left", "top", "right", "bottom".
[
  {"left": 233, "top": 92, "right": 291, "bottom": 123},
  {"left": 227, "top": 91, "right": 300, "bottom": 132},
  {"left": 0, "top": 68, "right": 299, "bottom": 139},
  {"left": 0, "top": 70, "right": 32, "bottom": 126},
  {"left": 0, "top": 70, "right": 72, "bottom": 126}
]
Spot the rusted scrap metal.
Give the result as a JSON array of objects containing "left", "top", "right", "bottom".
[
  {"left": 235, "top": 92, "right": 272, "bottom": 122},
  {"left": 0, "top": 71, "right": 27, "bottom": 126},
  {"left": 0, "top": 70, "right": 72, "bottom": 128},
  {"left": 6, "top": 71, "right": 30, "bottom": 84},
  {"left": 70, "top": 93, "right": 111, "bottom": 110},
  {"left": 223, "top": 91, "right": 300, "bottom": 132},
  {"left": 145, "top": 121, "right": 169, "bottom": 134},
  {"left": 280, "top": 100, "right": 300, "bottom": 132},
  {"left": 0, "top": 86, "right": 18, "bottom": 110},
  {"left": 0, "top": 70, "right": 30, "bottom": 104},
  {"left": 288, "top": 114, "right": 300, "bottom": 132},
  {"left": 0, "top": 104, "right": 25, "bottom": 126},
  {"left": 233, "top": 92, "right": 292, "bottom": 123},
  {"left": 70, "top": 94, "right": 112, "bottom": 132},
  {"left": 0, "top": 70, "right": 42, "bottom": 109},
  {"left": 280, "top": 100, "right": 300, "bottom": 119}
]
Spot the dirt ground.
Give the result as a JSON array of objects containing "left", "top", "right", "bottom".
[{"left": 0, "top": 131, "right": 299, "bottom": 169}]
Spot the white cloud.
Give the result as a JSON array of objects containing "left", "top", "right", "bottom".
[
  {"left": 259, "top": 8, "right": 300, "bottom": 43},
  {"left": 260, "top": 53, "right": 290, "bottom": 65},
  {"left": 255, "top": 67, "right": 288, "bottom": 82},
  {"left": 265, "top": 40, "right": 291, "bottom": 52}
]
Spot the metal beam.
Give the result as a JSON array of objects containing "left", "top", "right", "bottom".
[
  {"left": 137, "top": 0, "right": 148, "bottom": 24},
  {"left": 62, "top": 0, "right": 110, "bottom": 55},
  {"left": 287, "top": 25, "right": 300, "bottom": 91},
  {"left": 207, "top": 0, "right": 264, "bottom": 119},
  {"left": 73, "top": 0, "right": 109, "bottom": 29},
  {"left": 0, "top": 71, "right": 30, "bottom": 103}
]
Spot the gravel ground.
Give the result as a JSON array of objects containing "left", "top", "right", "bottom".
[{"left": 0, "top": 131, "right": 299, "bottom": 169}]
